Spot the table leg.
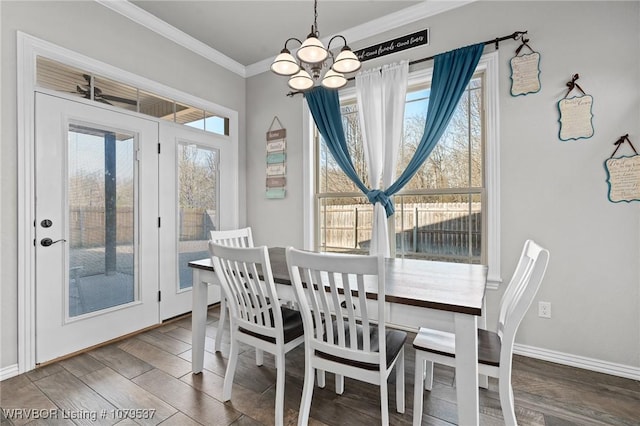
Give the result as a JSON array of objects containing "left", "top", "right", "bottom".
[
  {"left": 478, "top": 297, "right": 489, "bottom": 389},
  {"left": 454, "top": 313, "right": 479, "bottom": 426},
  {"left": 191, "top": 269, "right": 208, "bottom": 374}
]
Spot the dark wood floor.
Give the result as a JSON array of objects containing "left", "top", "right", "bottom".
[{"left": 1, "top": 305, "right": 639, "bottom": 425}]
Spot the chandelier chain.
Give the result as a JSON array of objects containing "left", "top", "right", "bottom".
[{"left": 313, "top": 0, "right": 319, "bottom": 36}]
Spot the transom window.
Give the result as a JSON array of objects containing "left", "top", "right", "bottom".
[
  {"left": 36, "top": 56, "right": 229, "bottom": 136},
  {"left": 316, "top": 73, "right": 485, "bottom": 264}
]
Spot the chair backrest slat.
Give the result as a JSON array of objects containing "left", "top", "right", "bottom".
[
  {"left": 209, "top": 242, "right": 283, "bottom": 341},
  {"left": 287, "top": 248, "right": 385, "bottom": 368},
  {"left": 497, "top": 240, "right": 550, "bottom": 349},
  {"left": 210, "top": 227, "right": 254, "bottom": 248}
]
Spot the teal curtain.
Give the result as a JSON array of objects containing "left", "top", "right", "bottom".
[
  {"left": 304, "top": 87, "right": 369, "bottom": 195},
  {"left": 306, "top": 43, "right": 485, "bottom": 217}
]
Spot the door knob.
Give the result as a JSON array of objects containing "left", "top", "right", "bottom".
[{"left": 41, "top": 238, "right": 66, "bottom": 247}]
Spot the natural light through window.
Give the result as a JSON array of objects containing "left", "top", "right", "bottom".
[{"left": 316, "top": 74, "right": 485, "bottom": 264}]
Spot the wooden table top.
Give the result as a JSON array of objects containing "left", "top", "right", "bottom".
[{"left": 189, "top": 247, "right": 487, "bottom": 316}]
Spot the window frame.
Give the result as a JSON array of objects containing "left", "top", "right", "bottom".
[{"left": 302, "top": 51, "right": 501, "bottom": 289}]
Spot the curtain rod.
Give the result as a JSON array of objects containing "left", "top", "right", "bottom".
[{"left": 286, "top": 30, "right": 528, "bottom": 97}]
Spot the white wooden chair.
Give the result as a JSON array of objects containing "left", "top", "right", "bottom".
[
  {"left": 412, "top": 239, "right": 550, "bottom": 426},
  {"left": 209, "top": 242, "right": 304, "bottom": 426},
  {"left": 210, "top": 228, "right": 254, "bottom": 356},
  {"left": 286, "top": 247, "right": 406, "bottom": 426}
]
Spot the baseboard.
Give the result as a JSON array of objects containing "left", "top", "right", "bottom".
[
  {"left": 514, "top": 343, "right": 640, "bottom": 381},
  {"left": 0, "top": 364, "right": 20, "bottom": 381}
]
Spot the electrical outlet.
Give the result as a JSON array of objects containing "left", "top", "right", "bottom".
[{"left": 538, "top": 301, "right": 551, "bottom": 318}]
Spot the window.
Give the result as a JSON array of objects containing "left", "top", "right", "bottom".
[
  {"left": 312, "top": 53, "right": 500, "bottom": 279},
  {"left": 36, "top": 56, "right": 230, "bottom": 136}
]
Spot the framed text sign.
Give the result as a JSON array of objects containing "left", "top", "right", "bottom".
[
  {"left": 558, "top": 95, "right": 594, "bottom": 141},
  {"left": 605, "top": 156, "right": 640, "bottom": 203},
  {"left": 604, "top": 134, "right": 640, "bottom": 203},
  {"left": 354, "top": 29, "right": 429, "bottom": 63},
  {"left": 510, "top": 37, "right": 541, "bottom": 96},
  {"left": 558, "top": 74, "right": 594, "bottom": 141},
  {"left": 510, "top": 52, "right": 541, "bottom": 96}
]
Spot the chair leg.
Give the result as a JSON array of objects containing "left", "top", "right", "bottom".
[
  {"left": 413, "top": 355, "right": 424, "bottom": 426},
  {"left": 256, "top": 349, "right": 264, "bottom": 366},
  {"left": 274, "top": 353, "right": 286, "bottom": 426},
  {"left": 335, "top": 374, "right": 344, "bottom": 395},
  {"left": 316, "top": 369, "right": 325, "bottom": 388},
  {"left": 298, "top": 353, "right": 315, "bottom": 426},
  {"left": 499, "top": 378, "right": 517, "bottom": 426},
  {"left": 424, "top": 360, "right": 434, "bottom": 391},
  {"left": 222, "top": 338, "right": 239, "bottom": 401},
  {"left": 380, "top": 378, "right": 389, "bottom": 425},
  {"left": 396, "top": 348, "right": 405, "bottom": 413},
  {"left": 216, "top": 297, "right": 227, "bottom": 354}
]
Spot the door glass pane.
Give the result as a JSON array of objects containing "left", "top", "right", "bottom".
[
  {"left": 178, "top": 143, "right": 218, "bottom": 289},
  {"left": 68, "top": 124, "right": 136, "bottom": 317}
]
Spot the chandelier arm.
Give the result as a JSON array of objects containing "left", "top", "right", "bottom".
[
  {"left": 284, "top": 38, "right": 303, "bottom": 50},
  {"left": 327, "top": 35, "right": 348, "bottom": 50}
]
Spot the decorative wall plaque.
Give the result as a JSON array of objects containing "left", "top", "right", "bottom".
[
  {"left": 558, "top": 74, "right": 594, "bottom": 141},
  {"left": 604, "top": 134, "right": 640, "bottom": 203},
  {"left": 511, "top": 53, "right": 541, "bottom": 96},
  {"left": 510, "top": 37, "right": 541, "bottom": 96}
]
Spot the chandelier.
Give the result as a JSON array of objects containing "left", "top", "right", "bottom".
[{"left": 270, "top": 0, "right": 362, "bottom": 91}]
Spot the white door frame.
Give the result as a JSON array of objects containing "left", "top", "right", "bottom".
[{"left": 17, "top": 32, "right": 239, "bottom": 373}]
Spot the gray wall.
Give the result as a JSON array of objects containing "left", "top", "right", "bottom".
[
  {"left": 247, "top": 1, "right": 640, "bottom": 368},
  {"left": 1, "top": 1, "right": 246, "bottom": 368}
]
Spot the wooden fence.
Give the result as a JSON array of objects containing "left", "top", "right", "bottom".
[
  {"left": 320, "top": 202, "right": 481, "bottom": 261},
  {"left": 69, "top": 207, "right": 215, "bottom": 248}
]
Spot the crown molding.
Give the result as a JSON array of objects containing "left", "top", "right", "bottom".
[{"left": 95, "top": 0, "right": 246, "bottom": 77}]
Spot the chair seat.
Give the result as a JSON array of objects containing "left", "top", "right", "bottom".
[
  {"left": 239, "top": 306, "right": 304, "bottom": 344},
  {"left": 413, "top": 327, "right": 501, "bottom": 367},
  {"left": 317, "top": 321, "right": 407, "bottom": 370}
]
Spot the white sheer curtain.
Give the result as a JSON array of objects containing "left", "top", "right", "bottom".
[{"left": 355, "top": 61, "right": 408, "bottom": 256}]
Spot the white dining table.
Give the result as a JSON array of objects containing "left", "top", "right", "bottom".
[{"left": 189, "top": 247, "right": 488, "bottom": 425}]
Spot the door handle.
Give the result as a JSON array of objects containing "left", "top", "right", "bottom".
[{"left": 41, "top": 238, "right": 66, "bottom": 247}]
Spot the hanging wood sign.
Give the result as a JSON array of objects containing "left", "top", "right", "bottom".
[
  {"left": 604, "top": 134, "right": 640, "bottom": 203},
  {"left": 354, "top": 29, "right": 429, "bottom": 63},
  {"left": 558, "top": 74, "right": 594, "bottom": 141},
  {"left": 265, "top": 116, "right": 286, "bottom": 199}
]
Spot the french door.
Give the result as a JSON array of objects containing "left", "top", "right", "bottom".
[
  {"left": 34, "top": 92, "right": 235, "bottom": 362},
  {"left": 158, "top": 125, "right": 230, "bottom": 320},
  {"left": 35, "top": 93, "right": 160, "bottom": 363}
]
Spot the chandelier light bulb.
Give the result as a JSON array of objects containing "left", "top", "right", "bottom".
[
  {"left": 332, "top": 48, "right": 362, "bottom": 74},
  {"left": 297, "top": 35, "right": 328, "bottom": 64},
  {"left": 321, "top": 69, "right": 347, "bottom": 89},
  {"left": 271, "top": 49, "right": 300, "bottom": 76},
  {"left": 288, "top": 69, "right": 314, "bottom": 91}
]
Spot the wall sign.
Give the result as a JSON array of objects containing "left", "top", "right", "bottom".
[
  {"left": 558, "top": 74, "right": 594, "bottom": 141},
  {"left": 265, "top": 117, "right": 286, "bottom": 199},
  {"left": 604, "top": 134, "right": 640, "bottom": 203},
  {"left": 510, "top": 36, "right": 541, "bottom": 96},
  {"left": 354, "top": 29, "right": 429, "bottom": 63}
]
